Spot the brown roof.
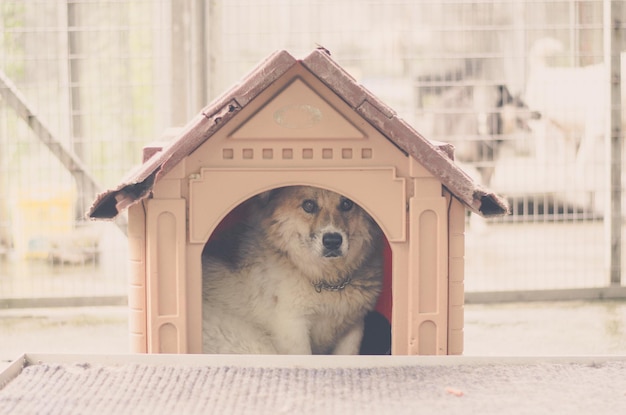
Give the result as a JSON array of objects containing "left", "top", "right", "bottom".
[{"left": 87, "top": 49, "right": 508, "bottom": 220}]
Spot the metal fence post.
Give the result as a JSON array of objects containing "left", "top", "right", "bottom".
[{"left": 605, "top": 0, "right": 623, "bottom": 286}]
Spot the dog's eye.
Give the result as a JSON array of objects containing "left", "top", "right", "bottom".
[
  {"left": 302, "top": 199, "right": 318, "bottom": 214},
  {"left": 339, "top": 198, "right": 354, "bottom": 212}
]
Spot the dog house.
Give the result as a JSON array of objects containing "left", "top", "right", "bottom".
[{"left": 88, "top": 49, "right": 508, "bottom": 355}]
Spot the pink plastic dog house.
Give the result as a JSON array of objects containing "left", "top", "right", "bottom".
[{"left": 88, "top": 49, "right": 508, "bottom": 355}]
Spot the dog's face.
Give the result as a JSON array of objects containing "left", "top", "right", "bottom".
[{"left": 256, "top": 186, "right": 381, "bottom": 279}]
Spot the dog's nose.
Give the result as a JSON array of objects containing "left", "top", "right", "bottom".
[{"left": 322, "top": 232, "right": 343, "bottom": 250}]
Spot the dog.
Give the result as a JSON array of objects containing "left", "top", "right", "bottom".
[{"left": 201, "top": 185, "right": 384, "bottom": 354}]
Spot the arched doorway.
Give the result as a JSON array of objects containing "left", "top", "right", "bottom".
[{"left": 200, "top": 185, "right": 393, "bottom": 354}]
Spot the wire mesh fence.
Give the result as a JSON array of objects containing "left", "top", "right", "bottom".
[{"left": 0, "top": 0, "right": 624, "bottom": 306}]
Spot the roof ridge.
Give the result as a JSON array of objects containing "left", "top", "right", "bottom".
[{"left": 87, "top": 49, "right": 508, "bottom": 220}]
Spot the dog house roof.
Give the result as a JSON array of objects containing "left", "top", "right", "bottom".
[{"left": 87, "top": 49, "right": 508, "bottom": 220}]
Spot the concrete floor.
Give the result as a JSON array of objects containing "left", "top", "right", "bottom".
[
  {"left": 1, "top": 300, "right": 625, "bottom": 372},
  {"left": 463, "top": 300, "right": 626, "bottom": 355}
]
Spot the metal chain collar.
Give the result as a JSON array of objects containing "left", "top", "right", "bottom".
[{"left": 312, "top": 276, "right": 352, "bottom": 293}]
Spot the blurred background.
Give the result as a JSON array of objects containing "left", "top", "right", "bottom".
[{"left": 0, "top": 0, "right": 625, "bottom": 358}]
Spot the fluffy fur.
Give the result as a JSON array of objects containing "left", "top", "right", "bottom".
[{"left": 201, "top": 186, "right": 383, "bottom": 355}]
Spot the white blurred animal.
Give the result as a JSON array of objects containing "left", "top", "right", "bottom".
[
  {"left": 525, "top": 38, "right": 626, "bottom": 168},
  {"left": 525, "top": 37, "right": 607, "bottom": 138}
]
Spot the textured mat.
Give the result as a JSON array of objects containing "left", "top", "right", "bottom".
[{"left": 1, "top": 359, "right": 625, "bottom": 414}]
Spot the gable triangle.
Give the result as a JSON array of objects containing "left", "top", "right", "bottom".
[{"left": 230, "top": 77, "right": 365, "bottom": 139}]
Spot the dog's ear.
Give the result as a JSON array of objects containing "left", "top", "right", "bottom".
[
  {"left": 255, "top": 190, "right": 272, "bottom": 206},
  {"left": 254, "top": 187, "right": 283, "bottom": 207}
]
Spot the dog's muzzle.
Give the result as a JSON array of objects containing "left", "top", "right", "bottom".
[{"left": 322, "top": 232, "right": 343, "bottom": 257}]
